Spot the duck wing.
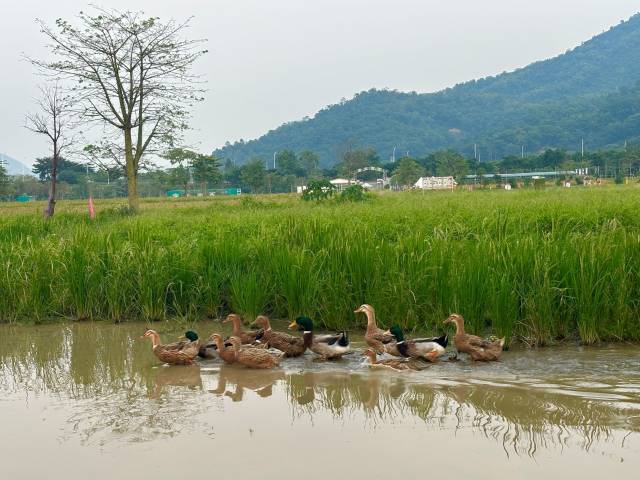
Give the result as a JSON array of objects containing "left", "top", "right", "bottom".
[
  {"left": 314, "top": 332, "right": 349, "bottom": 347},
  {"left": 412, "top": 334, "right": 448, "bottom": 348},
  {"left": 370, "top": 329, "right": 394, "bottom": 344}
]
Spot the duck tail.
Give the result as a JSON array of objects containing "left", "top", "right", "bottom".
[
  {"left": 338, "top": 331, "right": 349, "bottom": 347},
  {"left": 499, "top": 337, "right": 505, "bottom": 348}
]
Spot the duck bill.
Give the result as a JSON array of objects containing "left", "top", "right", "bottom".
[{"left": 287, "top": 321, "right": 297, "bottom": 330}]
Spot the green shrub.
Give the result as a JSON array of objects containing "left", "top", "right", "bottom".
[
  {"left": 339, "top": 185, "right": 367, "bottom": 202},
  {"left": 302, "top": 179, "right": 335, "bottom": 201}
]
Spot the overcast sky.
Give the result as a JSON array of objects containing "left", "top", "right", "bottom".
[{"left": 1, "top": 0, "right": 638, "bottom": 166}]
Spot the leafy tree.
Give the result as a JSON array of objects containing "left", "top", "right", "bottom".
[
  {"left": 393, "top": 158, "right": 424, "bottom": 186},
  {"left": 339, "top": 148, "right": 379, "bottom": 178},
  {"left": 168, "top": 165, "right": 191, "bottom": 194},
  {"left": 33, "top": 157, "right": 88, "bottom": 184},
  {"left": 191, "top": 154, "right": 221, "bottom": 195},
  {"left": 163, "top": 148, "right": 197, "bottom": 195},
  {"left": 33, "top": 8, "right": 207, "bottom": 212},
  {"left": 434, "top": 150, "right": 469, "bottom": 178},
  {"left": 299, "top": 150, "right": 320, "bottom": 175},
  {"left": 275, "top": 150, "right": 301, "bottom": 176},
  {"left": 241, "top": 158, "right": 266, "bottom": 193}
]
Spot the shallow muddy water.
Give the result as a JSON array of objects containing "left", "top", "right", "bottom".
[{"left": 0, "top": 322, "right": 638, "bottom": 479}]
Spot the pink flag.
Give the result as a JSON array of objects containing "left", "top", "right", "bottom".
[{"left": 88, "top": 196, "right": 95, "bottom": 219}]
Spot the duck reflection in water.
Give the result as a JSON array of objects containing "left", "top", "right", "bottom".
[
  {"left": 150, "top": 364, "right": 203, "bottom": 399},
  {"left": 209, "top": 364, "right": 285, "bottom": 401}
]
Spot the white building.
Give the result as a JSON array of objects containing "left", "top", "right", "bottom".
[
  {"left": 414, "top": 176, "right": 457, "bottom": 190},
  {"left": 329, "top": 178, "right": 356, "bottom": 191}
]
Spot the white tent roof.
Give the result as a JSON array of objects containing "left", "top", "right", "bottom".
[{"left": 330, "top": 178, "right": 352, "bottom": 185}]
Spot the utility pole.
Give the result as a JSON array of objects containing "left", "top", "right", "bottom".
[
  {"left": 521, "top": 145, "right": 524, "bottom": 158},
  {"left": 474, "top": 143, "right": 477, "bottom": 160},
  {"left": 581, "top": 138, "right": 584, "bottom": 157},
  {"left": 273, "top": 152, "right": 277, "bottom": 170},
  {"left": 392, "top": 146, "right": 397, "bottom": 163}
]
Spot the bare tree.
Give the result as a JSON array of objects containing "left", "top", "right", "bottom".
[
  {"left": 31, "top": 8, "right": 207, "bottom": 212},
  {"left": 26, "top": 82, "right": 71, "bottom": 218}
]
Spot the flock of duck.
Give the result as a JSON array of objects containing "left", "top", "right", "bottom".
[{"left": 141, "top": 304, "right": 506, "bottom": 371}]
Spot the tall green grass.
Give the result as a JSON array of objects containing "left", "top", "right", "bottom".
[{"left": 1, "top": 187, "right": 640, "bottom": 345}]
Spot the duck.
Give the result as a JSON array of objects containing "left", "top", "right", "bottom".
[
  {"left": 389, "top": 325, "right": 447, "bottom": 362},
  {"left": 184, "top": 330, "right": 217, "bottom": 359},
  {"left": 288, "top": 316, "right": 350, "bottom": 360},
  {"left": 222, "top": 313, "right": 264, "bottom": 345},
  {"left": 354, "top": 304, "right": 395, "bottom": 354},
  {"left": 208, "top": 333, "right": 237, "bottom": 364},
  {"left": 252, "top": 315, "right": 306, "bottom": 357},
  {"left": 227, "top": 336, "right": 284, "bottom": 369},
  {"left": 362, "top": 348, "right": 423, "bottom": 371},
  {"left": 141, "top": 329, "right": 199, "bottom": 365},
  {"left": 444, "top": 314, "right": 505, "bottom": 361}
]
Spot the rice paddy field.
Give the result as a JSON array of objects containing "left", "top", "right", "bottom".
[{"left": 1, "top": 186, "right": 639, "bottom": 345}]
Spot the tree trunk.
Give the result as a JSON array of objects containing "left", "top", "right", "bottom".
[
  {"left": 124, "top": 129, "right": 139, "bottom": 212},
  {"left": 44, "top": 151, "right": 58, "bottom": 219}
]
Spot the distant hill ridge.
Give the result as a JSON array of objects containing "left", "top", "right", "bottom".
[
  {"left": 0, "top": 153, "right": 30, "bottom": 176},
  {"left": 216, "top": 14, "right": 640, "bottom": 166}
]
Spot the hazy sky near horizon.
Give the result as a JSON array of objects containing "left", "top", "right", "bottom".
[{"left": 1, "top": 0, "right": 638, "bottom": 167}]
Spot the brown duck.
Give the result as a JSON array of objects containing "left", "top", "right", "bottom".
[
  {"left": 141, "top": 330, "right": 199, "bottom": 365},
  {"left": 223, "top": 313, "right": 264, "bottom": 344},
  {"left": 252, "top": 315, "right": 306, "bottom": 357},
  {"left": 362, "top": 348, "right": 423, "bottom": 371},
  {"left": 228, "top": 336, "right": 284, "bottom": 369},
  {"left": 354, "top": 304, "right": 395, "bottom": 354},
  {"left": 444, "top": 314, "right": 505, "bottom": 361},
  {"left": 208, "top": 333, "right": 237, "bottom": 364}
]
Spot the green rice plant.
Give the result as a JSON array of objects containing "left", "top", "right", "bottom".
[
  {"left": 1, "top": 186, "right": 640, "bottom": 344},
  {"left": 228, "top": 269, "right": 271, "bottom": 322}
]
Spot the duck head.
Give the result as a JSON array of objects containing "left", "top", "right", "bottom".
[
  {"left": 444, "top": 314, "right": 465, "bottom": 334},
  {"left": 223, "top": 313, "right": 241, "bottom": 325},
  {"left": 184, "top": 330, "right": 199, "bottom": 342},
  {"left": 227, "top": 336, "right": 242, "bottom": 350},
  {"left": 140, "top": 330, "right": 160, "bottom": 347},
  {"left": 288, "top": 316, "right": 313, "bottom": 331},
  {"left": 362, "top": 348, "right": 377, "bottom": 364},
  {"left": 354, "top": 304, "right": 374, "bottom": 315},
  {"left": 253, "top": 315, "right": 270, "bottom": 330},
  {"left": 389, "top": 325, "right": 404, "bottom": 342},
  {"left": 444, "top": 314, "right": 464, "bottom": 325}
]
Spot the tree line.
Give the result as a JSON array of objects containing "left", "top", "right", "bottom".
[{"left": 5, "top": 144, "right": 638, "bottom": 202}]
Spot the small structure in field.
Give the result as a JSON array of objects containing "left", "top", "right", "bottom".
[
  {"left": 414, "top": 176, "right": 457, "bottom": 190},
  {"left": 330, "top": 178, "right": 356, "bottom": 192}
]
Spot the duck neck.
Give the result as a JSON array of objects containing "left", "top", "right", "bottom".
[
  {"left": 454, "top": 318, "right": 465, "bottom": 335},
  {"left": 365, "top": 310, "right": 377, "bottom": 333},
  {"left": 260, "top": 317, "right": 272, "bottom": 332},
  {"left": 232, "top": 317, "right": 242, "bottom": 336},
  {"left": 213, "top": 337, "right": 226, "bottom": 352},
  {"left": 365, "top": 352, "right": 378, "bottom": 365},
  {"left": 302, "top": 331, "right": 314, "bottom": 348},
  {"left": 148, "top": 332, "right": 161, "bottom": 349}
]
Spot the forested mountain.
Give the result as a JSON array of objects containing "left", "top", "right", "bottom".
[{"left": 216, "top": 14, "right": 640, "bottom": 166}]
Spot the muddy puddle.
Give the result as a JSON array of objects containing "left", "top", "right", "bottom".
[{"left": 0, "top": 321, "right": 638, "bottom": 479}]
